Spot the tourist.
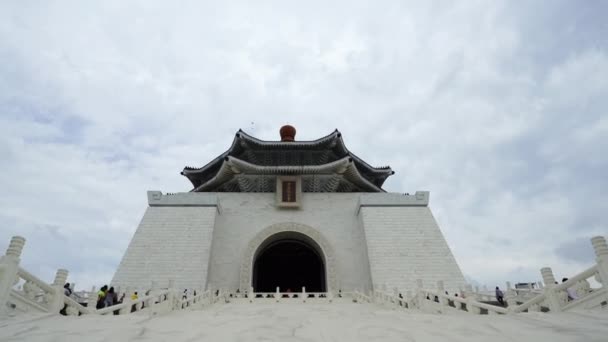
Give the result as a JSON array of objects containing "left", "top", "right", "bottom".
[
  {"left": 105, "top": 287, "right": 117, "bottom": 307},
  {"left": 495, "top": 286, "right": 504, "bottom": 306},
  {"left": 60, "top": 283, "right": 73, "bottom": 315},
  {"left": 63, "top": 283, "right": 73, "bottom": 297},
  {"left": 562, "top": 278, "right": 578, "bottom": 301},
  {"left": 96, "top": 285, "right": 108, "bottom": 309},
  {"left": 130, "top": 291, "right": 139, "bottom": 313}
]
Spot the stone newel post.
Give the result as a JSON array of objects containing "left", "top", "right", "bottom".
[
  {"left": 51, "top": 268, "right": 69, "bottom": 313},
  {"left": 168, "top": 280, "right": 177, "bottom": 310},
  {"left": 591, "top": 236, "right": 608, "bottom": 284},
  {"left": 88, "top": 286, "right": 97, "bottom": 309},
  {"left": 540, "top": 267, "right": 562, "bottom": 312},
  {"left": 120, "top": 286, "right": 133, "bottom": 315},
  {"left": 0, "top": 236, "right": 26, "bottom": 316},
  {"left": 504, "top": 281, "right": 514, "bottom": 306},
  {"left": 436, "top": 281, "right": 445, "bottom": 306},
  {"left": 591, "top": 236, "right": 608, "bottom": 303}
]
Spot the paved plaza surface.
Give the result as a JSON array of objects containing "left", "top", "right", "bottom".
[{"left": 2, "top": 302, "right": 607, "bottom": 342}]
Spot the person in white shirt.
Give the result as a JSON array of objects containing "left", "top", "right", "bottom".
[{"left": 562, "top": 278, "right": 578, "bottom": 301}]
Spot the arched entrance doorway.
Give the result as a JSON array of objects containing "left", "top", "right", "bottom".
[{"left": 252, "top": 232, "right": 326, "bottom": 292}]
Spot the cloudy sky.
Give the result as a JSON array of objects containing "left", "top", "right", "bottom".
[{"left": 1, "top": 1, "right": 607, "bottom": 291}]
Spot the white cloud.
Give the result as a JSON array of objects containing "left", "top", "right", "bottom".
[{"left": 0, "top": 0, "right": 606, "bottom": 290}]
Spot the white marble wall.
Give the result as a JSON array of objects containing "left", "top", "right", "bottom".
[{"left": 112, "top": 191, "right": 465, "bottom": 293}]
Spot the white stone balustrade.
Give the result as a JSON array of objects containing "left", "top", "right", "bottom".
[
  {"left": 0, "top": 236, "right": 25, "bottom": 316},
  {"left": 2, "top": 235, "right": 607, "bottom": 318}
]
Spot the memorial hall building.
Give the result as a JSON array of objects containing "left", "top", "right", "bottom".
[{"left": 112, "top": 126, "right": 466, "bottom": 294}]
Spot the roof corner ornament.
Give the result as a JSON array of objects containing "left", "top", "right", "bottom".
[{"left": 280, "top": 125, "right": 296, "bottom": 142}]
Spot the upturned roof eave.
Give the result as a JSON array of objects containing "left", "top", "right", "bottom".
[
  {"left": 191, "top": 156, "right": 385, "bottom": 192},
  {"left": 182, "top": 129, "right": 394, "bottom": 189},
  {"left": 240, "top": 129, "right": 394, "bottom": 174},
  {"left": 181, "top": 129, "right": 340, "bottom": 176}
]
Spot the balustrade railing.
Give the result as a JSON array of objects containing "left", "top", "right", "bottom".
[{"left": 2, "top": 235, "right": 607, "bottom": 318}]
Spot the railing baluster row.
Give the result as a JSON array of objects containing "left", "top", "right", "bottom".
[{"left": 1, "top": 235, "right": 607, "bottom": 317}]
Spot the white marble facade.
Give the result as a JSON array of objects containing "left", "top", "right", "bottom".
[{"left": 111, "top": 190, "right": 466, "bottom": 293}]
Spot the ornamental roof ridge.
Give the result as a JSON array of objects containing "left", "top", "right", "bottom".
[{"left": 236, "top": 129, "right": 341, "bottom": 147}]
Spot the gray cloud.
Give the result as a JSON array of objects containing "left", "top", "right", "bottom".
[{"left": 555, "top": 238, "right": 597, "bottom": 264}]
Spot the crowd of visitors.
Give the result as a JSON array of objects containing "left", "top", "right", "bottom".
[{"left": 93, "top": 285, "right": 126, "bottom": 314}]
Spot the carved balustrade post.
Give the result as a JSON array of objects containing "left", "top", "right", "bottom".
[
  {"left": 120, "top": 286, "right": 132, "bottom": 315},
  {"left": 0, "top": 236, "right": 25, "bottom": 316},
  {"left": 504, "top": 281, "right": 515, "bottom": 306},
  {"left": 88, "top": 286, "right": 97, "bottom": 310},
  {"left": 436, "top": 280, "right": 445, "bottom": 306},
  {"left": 168, "top": 279, "right": 177, "bottom": 310},
  {"left": 540, "top": 267, "right": 562, "bottom": 312},
  {"left": 591, "top": 236, "right": 608, "bottom": 302},
  {"left": 148, "top": 280, "right": 158, "bottom": 307},
  {"left": 50, "top": 268, "right": 68, "bottom": 313},
  {"left": 592, "top": 236, "right": 608, "bottom": 285},
  {"left": 405, "top": 290, "right": 412, "bottom": 308}
]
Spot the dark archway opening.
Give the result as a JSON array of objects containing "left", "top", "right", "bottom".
[{"left": 253, "top": 236, "right": 326, "bottom": 292}]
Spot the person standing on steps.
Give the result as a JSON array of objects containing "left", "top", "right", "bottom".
[
  {"left": 495, "top": 286, "right": 505, "bottom": 306},
  {"left": 60, "top": 283, "right": 73, "bottom": 315},
  {"left": 562, "top": 278, "right": 579, "bottom": 301},
  {"left": 104, "top": 287, "right": 116, "bottom": 307},
  {"left": 96, "top": 285, "right": 108, "bottom": 309}
]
